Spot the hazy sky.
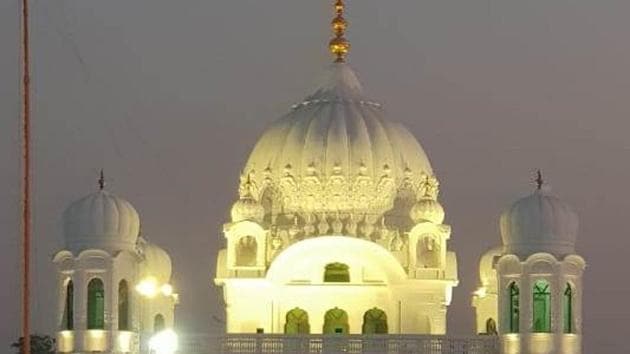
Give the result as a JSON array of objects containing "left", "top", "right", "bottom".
[{"left": 1, "top": 0, "right": 630, "bottom": 352}]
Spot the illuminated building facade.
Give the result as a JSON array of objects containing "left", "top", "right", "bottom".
[
  {"left": 214, "top": 2, "right": 585, "bottom": 354},
  {"left": 215, "top": 1, "right": 457, "bottom": 336}
]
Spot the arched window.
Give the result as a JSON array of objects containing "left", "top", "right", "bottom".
[
  {"left": 62, "top": 280, "right": 74, "bottom": 330},
  {"left": 323, "top": 307, "right": 349, "bottom": 334},
  {"left": 284, "top": 308, "right": 310, "bottom": 334},
  {"left": 485, "top": 318, "right": 497, "bottom": 335},
  {"left": 118, "top": 280, "right": 129, "bottom": 331},
  {"left": 564, "top": 283, "right": 574, "bottom": 333},
  {"left": 533, "top": 280, "right": 551, "bottom": 332},
  {"left": 87, "top": 278, "right": 105, "bottom": 329},
  {"left": 324, "top": 263, "right": 350, "bottom": 282},
  {"left": 362, "top": 308, "right": 388, "bottom": 334},
  {"left": 508, "top": 282, "right": 519, "bottom": 333},
  {"left": 154, "top": 314, "right": 165, "bottom": 333},
  {"left": 417, "top": 235, "right": 440, "bottom": 268},
  {"left": 235, "top": 236, "right": 257, "bottom": 266}
]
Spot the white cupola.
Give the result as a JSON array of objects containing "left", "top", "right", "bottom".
[
  {"left": 410, "top": 196, "right": 445, "bottom": 224},
  {"left": 230, "top": 176, "right": 265, "bottom": 223},
  {"left": 499, "top": 178, "right": 578, "bottom": 258},
  {"left": 62, "top": 174, "right": 140, "bottom": 254},
  {"left": 138, "top": 237, "right": 173, "bottom": 284}
]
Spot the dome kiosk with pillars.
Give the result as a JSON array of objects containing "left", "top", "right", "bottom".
[
  {"left": 215, "top": 0, "right": 458, "bottom": 336},
  {"left": 53, "top": 172, "right": 178, "bottom": 354},
  {"left": 473, "top": 172, "right": 586, "bottom": 354}
]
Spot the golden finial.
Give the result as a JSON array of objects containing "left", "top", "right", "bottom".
[{"left": 329, "top": 0, "right": 350, "bottom": 62}]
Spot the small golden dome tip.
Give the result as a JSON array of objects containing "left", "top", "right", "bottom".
[{"left": 329, "top": 0, "right": 350, "bottom": 62}]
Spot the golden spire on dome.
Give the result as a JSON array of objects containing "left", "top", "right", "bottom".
[{"left": 328, "top": 0, "right": 350, "bottom": 62}]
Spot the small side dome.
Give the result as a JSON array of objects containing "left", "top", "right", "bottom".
[
  {"left": 500, "top": 188, "right": 578, "bottom": 258},
  {"left": 479, "top": 246, "right": 503, "bottom": 288},
  {"left": 410, "top": 197, "right": 445, "bottom": 224},
  {"left": 138, "top": 238, "right": 172, "bottom": 284},
  {"left": 63, "top": 190, "right": 140, "bottom": 253},
  {"left": 230, "top": 177, "right": 265, "bottom": 223},
  {"left": 230, "top": 195, "right": 265, "bottom": 223}
]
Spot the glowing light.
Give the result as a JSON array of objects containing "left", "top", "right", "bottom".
[
  {"left": 136, "top": 277, "right": 158, "bottom": 298},
  {"left": 88, "top": 330, "right": 105, "bottom": 339},
  {"left": 160, "top": 284, "right": 173, "bottom": 296},
  {"left": 149, "top": 329, "right": 178, "bottom": 354}
]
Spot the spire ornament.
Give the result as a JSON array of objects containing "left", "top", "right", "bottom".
[
  {"left": 98, "top": 169, "right": 106, "bottom": 191},
  {"left": 535, "top": 170, "right": 544, "bottom": 190},
  {"left": 328, "top": 0, "right": 350, "bottom": 62}
]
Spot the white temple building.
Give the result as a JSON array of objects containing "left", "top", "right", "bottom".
[
  {"left": 211, "top": 1, "right": 586, "bottom": 354},
  {"left": 214, "top": 56, "right": 458, "bottom": 336},
  {"left": 51, "top": 1, "right": 586, "bottom": 353}
]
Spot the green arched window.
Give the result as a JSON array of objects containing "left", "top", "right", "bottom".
[
  {"left": 154, "top": 314, "right": 165, "bottom": 333},
  {"left": 87, "top": 278, "right": 105, "bottom": 329},
  {"left": 362, "top": 308, "right": 388, "bottom": 334},
  {"left": 508, "top": 282, "right": 519, "bottom": 333},
  {"left": 284, "top": 308, "right": 310, "bottom": 334},
  {"left": 118, "top": 280, "right": 129, "bottom": 331},
  {"left": 323, "top": 307, "right": 349, "bottom": 334},
  {"left": 324, "top": 263, "right": 350, "bottom": 282},
  {"left": 564, "top": 283, "right": 574, "bottom": 333},
  {"left": 62, "top": 280, "right": 74, "bottom": 330},
  {"left": 533, "top": 280, "right": 551, "bottom": 332}
]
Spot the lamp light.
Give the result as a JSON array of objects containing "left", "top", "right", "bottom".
[{"left": 148, "top": 329, "right": 178, "bottom": 354}]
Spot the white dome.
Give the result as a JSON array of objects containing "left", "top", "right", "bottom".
[
  {"left": 241, "top": 63, "right": 437, "bottom": 222},
  {"left": 63, "top": 190, "right": 140, "bottom": 253},
  {"left": 500, "top": 188, "right": 578, "bottom": 257},
  {"left": 410, "top": 197, "right": 445, "bottom": 224},
  {"left": 139, "top": 238, "right": 172, "bottom": 283},
  {"left": 478, "top": 246, "right": 503, "bottom": 288},
  {"left": 231, "top": 195, "right": 265, "bottom": 223}
]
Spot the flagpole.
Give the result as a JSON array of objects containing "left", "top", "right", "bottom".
[{"left": 20, "top": 0, "right": 32, "bottom": 353}]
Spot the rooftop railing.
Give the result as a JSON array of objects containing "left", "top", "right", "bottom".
[{"left": 178, "top": 334, "right": 500, "bottom": 354}]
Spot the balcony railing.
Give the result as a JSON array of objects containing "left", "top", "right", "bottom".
[{"left": 178, "top": 334, "right": 500, "bottom": 354}]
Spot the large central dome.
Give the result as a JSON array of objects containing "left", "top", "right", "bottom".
[{"left": 237, "top": 63, "right": 439, "bottom": 231}]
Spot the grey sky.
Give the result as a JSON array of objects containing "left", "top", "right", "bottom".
[{"left": 1, "top": 0, "right": 629, "bottom": 352}]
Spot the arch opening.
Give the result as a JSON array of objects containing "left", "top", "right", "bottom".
[
  {"left": 154, "top": 314, "right": 165, "bottom": 333},
  {"left": 485, "top": 318, "right": 497, "bottom": 335},
  {"left": 533, "top": 280, "right": 551, "bottom": 333},
  {"left": 62, "top": 280, "right": 74, "bottom": 330},
  {"left": 324, "top": 263, "right": 350, "bottom": 283},
  {"left": 87, "top": 278, "right": 105, "bottom": 329},
  {"left": 508, "top": 282, "right": 519, "bottom": 333},
  {"left": 416, "top": 235, "right": 440, "bottom": 268},
  {"left": 323, "top": 308, "right": 349, "bottom": 334},
  {"left": 118, "top": 280, "right": 130, "bottom": 331},
  {"left": 564, "top": 283, "right": 574, "bottom": 333},
  {"left": 362, "top": 308, "right": 388, "bottom": 334},
  {"left": 235, "top": 236, "right": 257, "bottom": 267},
  {"left": 284, "top": 308, "right": 310, "bottom": 334}
]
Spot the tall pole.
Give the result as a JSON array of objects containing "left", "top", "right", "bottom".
[{"left": 20, "top": 0, "right": 32, "bottom": 353}]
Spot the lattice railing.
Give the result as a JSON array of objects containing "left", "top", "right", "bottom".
[{"left": 178, "top": 334, "right": 499, "bottom": 354}]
